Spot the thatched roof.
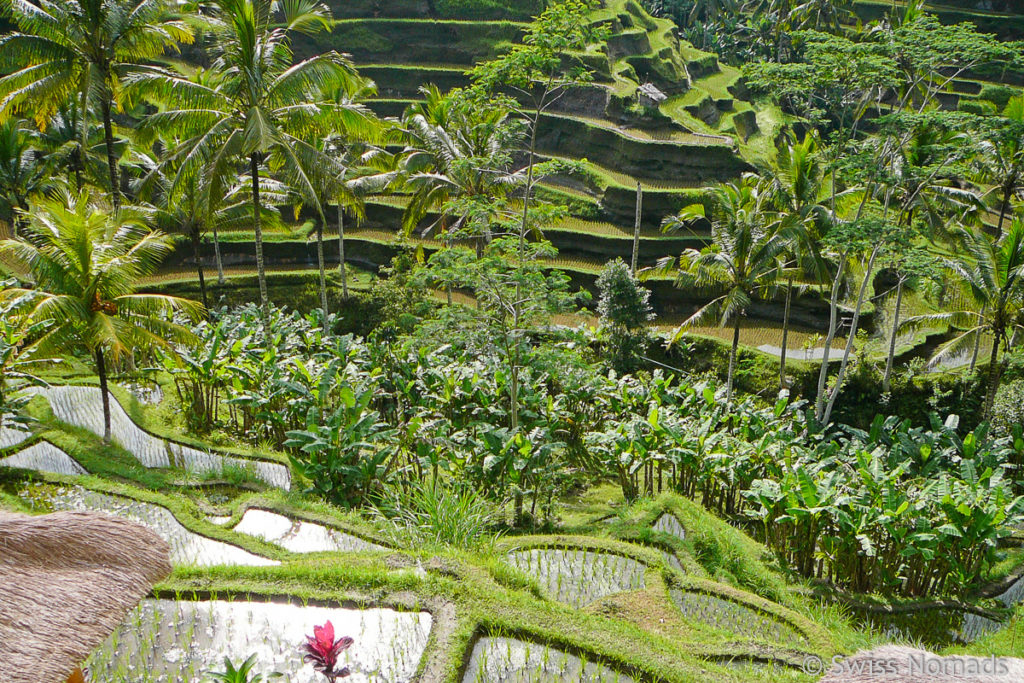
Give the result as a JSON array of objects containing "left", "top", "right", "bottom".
[
  {"left": 0, "top": 510, "right": 172, "bottom": 683},
  {"left": 819, "top": 645, "right": 1024, "bottom": 682}
]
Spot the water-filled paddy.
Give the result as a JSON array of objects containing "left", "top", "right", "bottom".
[
  {"left": 669, "top": 589, "right": 806, "bottom": 645},
  {"left": 463, "top": 636, "right": 635, "bottom": 682},
  {"left": 0, "top": 441, "right": 86, "bottom": 475},
  {"left": 507, "top": 548, "right": 646, "bottom": 608},
  {"left": 233, "top": 508, "right": 387, "bottom": 553},
  {"left": 21, "top": 484, "right": 277, "bottom": 566},
  {"left": 28, "top": 385, "right": 291, "bottom": 489},
  {"left": 87, "top": 599, "right": 432, "bottom": 682}
]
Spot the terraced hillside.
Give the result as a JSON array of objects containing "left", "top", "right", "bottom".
[
  {"left": 187, "top": 0, "right": 819, "bottom": 338},
  {"left": 287, "top": 0, "right": 767, "bottom": 241}
]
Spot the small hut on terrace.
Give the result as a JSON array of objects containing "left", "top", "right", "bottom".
[{"left": 0, "top": 510, "right": 172, "bottom": 683}]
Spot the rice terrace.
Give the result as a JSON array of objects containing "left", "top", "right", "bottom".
[{"left": 4, "top": 0, "right": 1024, "bottom": 681}]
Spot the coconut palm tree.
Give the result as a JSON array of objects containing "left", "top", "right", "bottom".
[
  {"left": 659, "top": 177, "right": 787, "bottom": 404},
  {"left": 129, "top": 0, "right": 373, "bottom": 320},
  {"left": 904, "top": 221, "right": 1024, "bottom": 417},
  {"left": 0, "top": 119, "right": 49, "bottom": 237},
  {"left": 977, "top": 96, "right": 1024, "bottom": 239},
  {"left": 758, "top": 132, "right": 832, "bottom": 389},
  {"left": 133, "top": 146, "right": 287, "bottom": 309},
  {"left": 0, "top": 191, "right": 202, "bottom": 443},
  {"left": 314, "top": 74, "right": 388, "bottom": 310},
  {"left": 399, "top": 86, "right": 523, "bottom": 237},
  {"left": 0, "top": 0, "right": 193, "bottom": 209},
  {"left": 32, "top": 104, "right": 112, "bottom": 192}
]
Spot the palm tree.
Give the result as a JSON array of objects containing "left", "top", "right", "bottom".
[
  {"left": 688, "top": 0, "right": 737, "bottom": 23},
  {"left": 131, "top": 0, "right": 371, "bottom": 320},
  {"left": 0, "top": 0, "right": 192, "bottom": 209},
  {"left": 396, "top": 86, "right": 523, "bottom": 303},
  {"left": 659, "top": 177, "right": 787, "bottom": 404},
  {"left": 758, "top": 132, "right": 832, "bottom": 389},
  {"left": 977, "top": 96, "right": 1024, "bottom": 239},
  {"left": 315, "top": 74, "right": 387, "bottom": 309},
  {"left": 903, "top": 221, "right": 1024, "bottom": 417},
  {"left": 0, "top": 191, "right": 202, "bottom": 443},
  {"left": 0, "top": 119, "right": 49, "bottom": 237},
  {"left": 133, "top": 146, "right": 287, "bottom": 309},
  {"left": 327, "top": 141, "right": 390, "bottom": 300},
  {"left": 32, "top": 104, "right": 111, "bottom": 191}
]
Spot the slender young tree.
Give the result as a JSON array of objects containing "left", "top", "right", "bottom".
[
  {"left": 0, "top": 0, "right": 193, "bottom": 209},
  {"left": 0, "top": 191, "right": 202, "bottom": 443},
  {"left": 469, "top": 0, "right": 604, "bottom": 431}
]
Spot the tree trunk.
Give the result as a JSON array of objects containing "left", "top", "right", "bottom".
[
  {"left": 191, "top": 224, "right": 209, "bottom": 310},
  {"left": 822, "top": 246, "right": 880, "bottom": 425},
  {"left": 815, "top": 256, "right": 846, "bottom": 422},
  {"left": 631, "top": 181, "right": 642, "bottom": 274},
  {"left": 212, "top": 223, "right": 225, "bottom": 285},
  {"left": 509, "top": 110, "right": 539, "bottom": 432},
  {"left": 883, "top": 278, "right": 904, "bottom": 393},
  {"left": 95, "top": 348, "right": 112, "bottom": 444},
  {"left": 337, "top": 202, "right": 348, "bottom": 298},
  {"left": 984, "top": 326, "right": 1003, "bottom": 418},
  {"left": 779, "top": 276, "right": 793, "bottom": 391},
  {"left": 727, "top": 314, "right": 741, "bottom": 406},
  {"left": 970, "top": 307, "right": 985, "bottom": 372},
  {"left": 249, "top": 154, "right": 270, "bottom": 320},
  {"left": 100, "top": 99, "right": 121, "bottom": 211},
  {"left": 996, "top": 185, "right": 1012, "bottom": 239},
  {"left": 316, "top": 218, "right": 328, "bottom": 314}
]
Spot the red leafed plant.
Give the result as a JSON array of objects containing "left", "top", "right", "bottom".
[{"left": 301, "top": 621, "right": 353, "bottom": 681}]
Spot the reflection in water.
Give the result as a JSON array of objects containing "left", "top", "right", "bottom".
[
  {"left": 28, "top": 385, "right": 290, "bottom": 489},
  {"left": 463, "top": 637, "right": 634, "bottom": 683},
  {"left": 506, "top": 549, "right": 646, "bottom": 608},
  {"left": 233, "top": 508, "right": 386, "bottom": 553},
  {"left": 669, "top": 589, "right": 807, "bottom": 646},
  {"left": 0, "top": 441, "right": 87, "bottom": 476},
  {"left": 22, "top": 484, "right": 277, "bottom": 567},
  {"left": 88, "top": 599, "right": 432, "bottom": 683}
]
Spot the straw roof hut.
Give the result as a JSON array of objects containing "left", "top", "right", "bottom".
[
  {"left": 0, "top": 510, "right": 172, "bottom": 683},
  {"left": 818, "top": 645, "right": 1024, "bottom": 682}
]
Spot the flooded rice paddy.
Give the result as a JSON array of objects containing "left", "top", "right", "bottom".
[
  {"left": 463, "top": 636, "right": 634, "bottom": 683},
  {"left": 506, "top": 549, "right": 646, "bottom": 608},
  {"left": 233, "top": 508, "right": 387, "bottom": 553},
  {"left": 87, "top": 599, "right": 432, "bottom": 682}
]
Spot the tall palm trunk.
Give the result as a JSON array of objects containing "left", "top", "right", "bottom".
[
  {"left": 969, "top": 307, "right": 987, "bottom": 373},
  {"left": 95, "top": 348, "right": 112, "bottom": 444},
  {"left": 316, "top": 218, "right": 328, "bottom": 314},
  {"left": 337, "top": 202, "right": 348, "bottom": 298},
  {"left": 883, "top": 278, "right": 904, "bottom": 392},
  {"left": 100, "top": 99, "right": 120, "bottom": 211},
  {"left": 996, "top": 185, "right": 1012, "bottom": 239},
  {"left": 190, "top": 223, "right": 209, "bottom": 310},
  {"left": 249, "top": 154, "right": 269, "bottom": 320},
  {"left": 212, "top": 223, "right": 225, "bottom": 285},
  {"left": 726, "top": 314, "right": 741, "bottom": 406},
  {"left": 984, "top": 324, "right": 1004, "bottom": 418},
  {"left": 779, "top": 276, "right": 793, "bottom": 390}
]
